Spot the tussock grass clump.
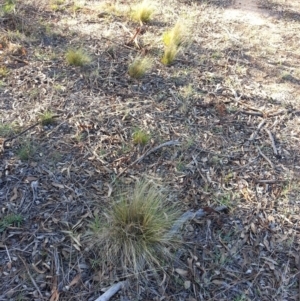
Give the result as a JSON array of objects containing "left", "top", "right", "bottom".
[
  {"left": 162, "top": 22, "right": 187, "bottom": 48},
  {"left": 161, "top": 45, "right": 179, "bottom": 65},
  {"left": 65, "top": 48, "right": 91, "bottom": 66},
  {"left": 132, "top": 128, "right": 150, "bottom": 145},
  {"left": 128, "top": 57, "right": 152, "bottom": 79},
  {"left": 161, "top": 21, "right": 190, "bottom": 65},
  {"left": 131, "top": 1, "right": 154, "bottom": 23},
  {"left": 1, "top": 0, "right": 16, "bottom": 15},
  {"left": 17, "top": 140, "right": 34, "bottom": 161},
  {"left": 39, "top": 111, "right": 55, "bottom": 126},
  {"left": 87, "top": 181, "right": 181, "bottom": 277}
]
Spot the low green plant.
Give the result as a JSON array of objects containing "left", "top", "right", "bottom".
[
  {"left": 87, "top": 180, "right": 181, "bottom": 277},
  {"left": 0, "top": 123, "right": 17, "bottom": 137},
  {"left": 65, "top": 48, "right": 91, "bottom": 66},
  {"left": 132, "top": 128, "right": 150, "bottom": 145},
  {"left": 131, "top": 1, "right": 154, "bottom": 23},
  {"left": 1, "top": 0, "right": 15, "bottom": 15},
  {"left": 0, "top": 66, "right": 9, "bottom": 77},
  {"left": 0, "top": 213, "right": 23, "bottom": 232},
  {"left": 128, "top": 57, "right": 152, "bottom": 79},
  {"left": 161, "top": 45, "right": 178, "bottom": 65},
  {"left": 17, "top": 141, "right": 34, "bottom": 160},
  {"left": 39, "top": 111, "right": 55, "bottom": 126}
]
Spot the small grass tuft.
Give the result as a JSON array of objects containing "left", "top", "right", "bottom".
[
  {"left": 132, "top": 128, "right": 150, "bottom": 145},
  {"left": 87, "top": 180, "right": 181, "bottom": 277},
  {"left": 162, "top": 22, "right": 187, "bottom": 48},
  {"left": 128, "top": 57, "right": 152, "bottom": 79},
  {"left": 1, "top": 0, "right": 16, "bottom": 15},
  {"left": 65, "top": 48, "right": 91, "bottom": 66},
  {"left": 0, "top": 123, "right": 17, "bottom": 137},
  {"left": 0, "top": 213, "right": 23, "bottom": 232},
  {"left": 39, "top": 111, "right": 55, "bottom": 126},
  {"left": 161, "top": 45, "right": 178, "bottom": 65},
  {"left": 131, "top": 1, "right": 154, "bottom": 23},
  {"left": 0, "top": 66, "right": 9, "bottom": 77},
  {"left": 17, "top": 141, "right": 34, "bottom": 161}
]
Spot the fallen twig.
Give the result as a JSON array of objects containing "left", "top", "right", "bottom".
[
  {"left": 265, "top": 129, "right": 278, "bottom": 155},
  {"left": 249, "top": 119, "right": 266, "bottom": 141},
  {"left": 94, "top": 281, "right": 126, "bottom": 301},
  {"left": 2, "top": 115, "right": 61, "bottom": 150},
  {"left": 256, "top": 146, "right": 274, "bottom": 169},
  {"left": 166, "top": 206, "right": 227, "bottom": 238},
  {"left": 112, "top": 140, "right": 181, "bottom": 184},
  {"left": 19, "top": 256, "right": 43, "bottom": 299}
]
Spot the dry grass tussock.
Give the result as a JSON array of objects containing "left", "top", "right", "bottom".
[{"left": 86, "top": 180, "right": 181, "bottom": 277}]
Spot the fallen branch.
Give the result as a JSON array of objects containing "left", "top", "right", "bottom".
[
  {"left": 257, "top": 146, "right": 274, "bottom": 169},
  {"left": 94, "top": 281, "right": 126, "bottom": 301},
  {"left": 112, "top": 140, "right": 181, "bottom": 184},
  {"left": 249, "top": 119, "right": 266, "bottom": 141},
  {"left": 265, "top": 129, "right": 278, "bottom": 155},
  {"left": 166, "top": 206, "right": 227, "bottom": 238}
]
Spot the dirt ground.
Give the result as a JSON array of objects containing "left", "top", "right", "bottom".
[{"left": 0, "top": 0, "right": 300, "bottom": 300}]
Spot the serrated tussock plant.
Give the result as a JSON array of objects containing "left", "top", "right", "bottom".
[
  {"left": 161, "top": 44, "right": 179, "bottom": 65},
  {"left": 162, "top": 21, "right": 188, "bottom": 48},
  {"left": 65, "top": 48, "right": 91, "bottom": 66},
  {"left": 128, "top": 57, "right": 153, "bottom": 79},
  {"left": 130, "top": 1, "right": 154, "bottom": 23},
  {"left": 86, "top": 180, "right": 181, "bottom": 278}
]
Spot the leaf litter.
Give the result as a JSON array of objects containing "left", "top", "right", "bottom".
[{"left": 0, "top": 0, "right": 300, "bottom": 300}]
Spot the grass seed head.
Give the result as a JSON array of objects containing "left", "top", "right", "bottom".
[{"left": 87, "top": 180, "right": 181, "bottom": 277}]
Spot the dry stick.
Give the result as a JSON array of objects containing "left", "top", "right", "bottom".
[
  {"left": 249, "top": 119, "right": 266, "bottom": 141},
  {"left": 265, "top": 129, "right": 278, "bottom": 155},
  {"left": 18, "top": 256, "right": 44, "bottom": 299},
  {"left": 112, "top": 140, "right": 181, "bottom": 184},
  {"left": 101, "top": 35, "right": 138, "bottom": 52},
  {"left": 256, "top": 146, "right": 275, "bottom": 169},
  {"left": 94, "top": 281, "right": 127, "bottom": 301},
  {"left": 2, "top": 115, "right": 61, "bottom": 149},
  {"left": 166, "top": 206, "right": 227, "bottom": 238}
]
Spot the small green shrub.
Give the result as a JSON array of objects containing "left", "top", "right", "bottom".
[
  {"left": 87, "top": 181, "right": 181, "bottom": 277},
  {"left": 128, "top": 57, "right": 152, "bottom": 79},
  {"left": 132, "top": 128, "right": 150, "bottom": 145},
  {"left": 131, "top": 1, "right": 154, "bottom": 23},
  {"left": 65, "top": 48, "right": 91, "bottom": 66}
]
